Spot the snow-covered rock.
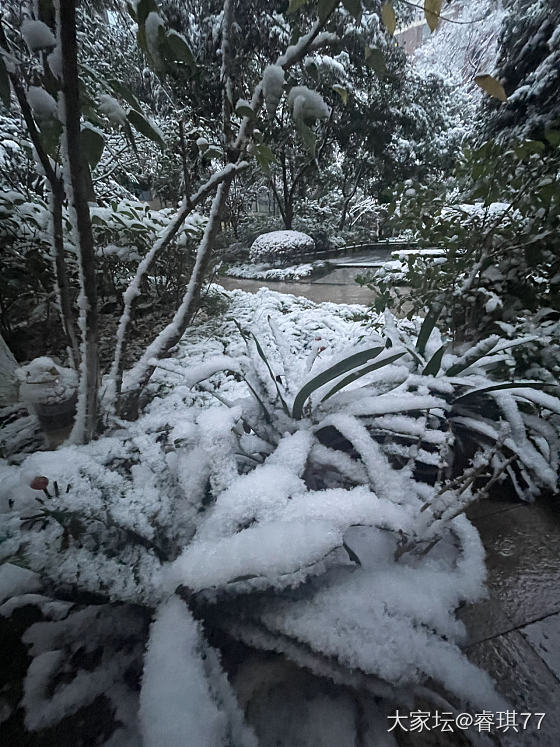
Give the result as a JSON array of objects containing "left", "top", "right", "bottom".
[{"left": 249, "top": 230, "right": 315, "bottom": 265}]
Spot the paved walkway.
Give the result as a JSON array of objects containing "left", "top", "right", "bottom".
[{"left": 460, "top": 497, "right": 560, "bottom": 746}]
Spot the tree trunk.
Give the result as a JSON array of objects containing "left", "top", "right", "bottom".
[
  {"left": 120, "top": 179, "right": 234, "bottom": 420},
  {"left": 58, "top": 0, "right": 99, "bottom": 443},
  {"left": 51, "top": 182, "right": 80, "bottom": 369}
]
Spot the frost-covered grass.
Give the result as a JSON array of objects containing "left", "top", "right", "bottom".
[
  {"left": 224, "top": 260, "right": 330, "bottom": 281},
  {"left": 2, "top": 287, "right": 558, "bottom": 743}
]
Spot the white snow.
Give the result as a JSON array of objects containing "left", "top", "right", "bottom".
[
  {"left": 98, "top": 94, "right": 127, "bottom": 125},
  {"left": 287, "top": 85, "right": 330, "bottom": 121},
  {"left": 262, "top": 64, "right": 285, "bottom": 116},
  {"left": 27, "top": 86, "right": 58, "bottom": 120},
  {"left": 249, "top": 230, "right": 315, "bottom": 264},
  {"left": 0, "top": 564, "right": 41, "bottom": 603},
  {"left": 21, "top": 20, "right": 56, "bottom": 52},
  {"left": 145, "top": 12, "right": 165, "bottom": 69},
  {"left": 139, "top": 597, "right": 257, "bottom": 745}
]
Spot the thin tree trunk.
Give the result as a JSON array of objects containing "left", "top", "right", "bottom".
[
  {"left": 57, "top": 0, "right": 98, "bottom": 443},
  {"left": 120, "top": 179, "right": 234, "bottom": 419},
  {"left": 51, "top": 182, "right": 80, "bottom": 368}
]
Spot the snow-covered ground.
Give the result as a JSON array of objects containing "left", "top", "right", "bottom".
[{"left": 6, "top": 287, "right": 559, "bottom": 743}]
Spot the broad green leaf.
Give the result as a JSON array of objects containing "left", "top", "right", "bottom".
[
  {"left": 416, "top": 307, "right": 441, "bottom": 356},
  {"left": 287, "top": 0, "right": 307, "bottom": 13},
  {"left": 342, "top": 0, "right": 362, "bottom": 20},
  {"left": 108, "top": 79, "right": 142, "bottom": 112},
  {"left": 365, "top": 47, "right": 386, "bottom": 77},
  {"left": 235, "top": 102, "right": 255, "bottom": 119},
  {"left": 165, "top": 30, "right": 196, "bottom": 70},
  {"left": 0, "top": 54, "right": 10, "bottom": 108},
  {"left": 307, "top": 61, "right": 319, "bottom": 83},
  {"left": 474, "top": 74, "right": 507, "bottom": 102},
  {"left": 127, "top": 109, "right": 165, "bottom": 148},
  {"left": 318, "top": 0, "right": 339, "bottom": 23},
  {"left": 202, "top": 145, "right": 223, "bottom": 160},
  {"left": 381, "top": 2, "right": 396, "bottom": 35},
  {"left": 545, "top": 129, "right": 560, "bottom": 147},
  {"left": 39, "top": 118, "right": 62, "bottom": 157},
  {"left": 422, "top": 344, "right": 446, "bottom": 376},
  {"left": 80, "top": 125, "right": 105, "bottom": 168},
  {"left": 135, "top": 0, "right": 158, "bottom": 25},
  {"left": 424, "top": 0, "right": 442, "bottom": 32},
  {"left": 255, "top": 143, "right": 276, "bottom": 174},
  {"left": 321, "top": 351, "right": 406, "bottom": 402},
  {"left": 332, "top": 85, "right": 348, "bottom": 105},
  {"left": 292, "top": 346, "right": 386, "bottom": 419},
  {"left": 296, "top": 119, "right": 316, "bottom": 156}
]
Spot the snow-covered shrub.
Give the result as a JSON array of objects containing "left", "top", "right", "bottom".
[
  {"left": 0, "top": 289, "right": 525, "bottom": 742},
  {"left": 225, "top": 261, "right": 328, "bottom": 281},
  {"left": 249, "top": 230, "right": 315, "bottom": 265}
]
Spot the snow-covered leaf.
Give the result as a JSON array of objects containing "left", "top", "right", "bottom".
[
  {"left": 381, "top": 2, "right": 396, "bottom": 36},
  {"left": 422, "top": 344, "right": 446, "bottom": 376},
  {"left": 108, "top": 78, "right": 142, "bottom": 112},
  {"left": 424, "top": 0, "right": 442, "bottom": 32},
  {"left": 474, "top": 74, "right": 507, "bottom": 102},
  {"left": 293, "top": 346, "right": 387, "bottom": 419},
  {"left": 127, "top": 109, "right": 165, "bottom": 148},
  {"left": 235, "top": 101, "right": 255, "bottom": 120},
  {"left": 254, "top": 143, "right": 276, "bottom": 174},
  {"left": 136, "top": 0, "right": 158, "bottom": 25},
  {"left": 416, "top": 307, "right": 441, "bottom": 356},
  {"left": 165, "top": 30, "right": 196, "bottom": 70},
  {"left": 321, "top": 351, "right": 406, "bottom": 402},
  {"left": 332, "top": 84, "right": 348, "bottom": 105}
]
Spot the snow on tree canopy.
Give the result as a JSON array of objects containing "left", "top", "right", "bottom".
[
  {"left": 98, "top": 94, "right": 127, "bottom": 125},
  {"left": 21, "top": 20, "right": 56, "bottom": 52},
  {"left": 27, "top": 86, "right": 58, "bottom": 121},
  {"left": 262, "top": 64, "right": 285, "bottom": 116},
  {"left": 287, "top": 86, "right": 330, "bottom": 122},
  {"left": 249, "top": 230, "right": 315, "bottom": 265}
]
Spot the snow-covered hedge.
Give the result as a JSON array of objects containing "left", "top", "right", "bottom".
[{"left": 249, "top": 230, "right": 315, "bottom": 265}]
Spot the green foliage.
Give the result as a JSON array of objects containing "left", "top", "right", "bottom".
[{"left": 364, "top": 135, "right": 560, "bottom": 374}]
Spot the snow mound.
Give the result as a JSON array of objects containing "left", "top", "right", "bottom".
[{"left": 249, "top": 230, "right": 315, "bottom": 265}]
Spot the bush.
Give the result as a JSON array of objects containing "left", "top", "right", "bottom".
[{"left": 249, "top": 230, "right": 315, "bottom": 265}]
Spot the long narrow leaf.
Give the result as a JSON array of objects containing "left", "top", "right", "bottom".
[
  {"left": 422, "top": 344, "right": 446, "bottom": 376},
  {"left": 321, "top": 352, "right": 406, "bottom": 402},
  {"left": 416, "top": 307, "right": 441, "bottom": 357},
  {"left": 446, "top": 336, "right": 533, "bottom": 377},
  {"left": 250, "top": 332, "right": 290, "bottom": 415},
  {"left": 453, "top": 381, "right": 550, "bottom": 402},
  {"left": 292, "top": 346, "right": 385, "bottom": 419}
]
